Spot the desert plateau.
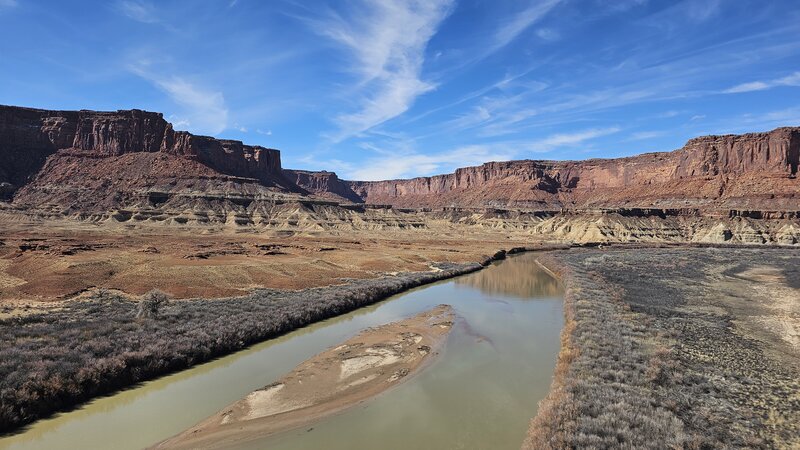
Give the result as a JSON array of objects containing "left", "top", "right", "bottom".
[{"left": 2, "top": 1, "right": 800, "bottom": 449}]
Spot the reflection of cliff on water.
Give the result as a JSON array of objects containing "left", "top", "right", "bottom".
[{"left": 455, "top": 254, "right": 562, "bottom": 298}]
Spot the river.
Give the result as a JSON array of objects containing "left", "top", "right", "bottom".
[{"left": 0, "top": 253, "right": 563, "bottom": 450}]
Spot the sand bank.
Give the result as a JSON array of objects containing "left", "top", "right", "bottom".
[{"left": 154, "top": 305, "right": 455, "bottom": 449}]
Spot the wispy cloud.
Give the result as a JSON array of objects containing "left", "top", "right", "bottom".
[
  {"left": 152, "top": 78, "right": 228, "bottom": 135},
  {"left": 346, "top": 144, "right": 515, "bottom": 181},
  {"left": 329, "top": 126, "right": 618, "bottom": 180},
  {"left": 738, "top": 107, "right": 800, "bottom": 128},
  {"left": 527, "top": 127, "right": 620, "bottom": 151},
  {"left": 117, "top": 0, "right": 158, "bottom": 24},
  {"left": 129, "top": 61, "right": 228, "bottom": 135},
  {"left": 424, "top": 24, "right": 800, "bottom": 140},
  {"left": 657, "top": 110, "right": 683, "bottom": 118},
  {"left": 464, "top": 88, "right": 649, "bottom": 138},
  {"left": 707, "top": 107, "right": 800, "bottom": 135},
  {"left": 0, "top": 0, "right": 18, "bottom": 10},
  {"left": 307, "top": 0, "right": 454, "bottom": 141},
  {"left": 490, "top": 0, "right": 562, "bottom": 54},
  {"left": 535, "top": 28, "right": 560, "bottom": 41},
  {"left": 602, "top": 0, "right": 648, "bottom": 12},
  {"left": 627, "top": 130, "right": 665, "bottom": 141},
  {"left": 685, "top": 0, "right": 721, "bottom": 22},
  {"left": 724, "top": 71, "right": 800, "bottom": 93}
]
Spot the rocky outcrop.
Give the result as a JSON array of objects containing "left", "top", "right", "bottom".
[
  {"left": 0, "top": 105, "right": 289, "bottom": 197},
  {"left": 676, "top": 128, "right": 799, "bottom": 177}
]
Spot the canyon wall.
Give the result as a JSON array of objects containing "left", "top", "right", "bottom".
[
  {"left": 1, "top": 104, "right": 798, "bottom": 218},
  {"left": 283, "top": 170, "right": 363, "bottom": 203},
  {"left": 335, "top": 127, "right": 799, "bottom": 210},
  {"left": 0, "top": 105, "right": 288, "bottom": 199}
]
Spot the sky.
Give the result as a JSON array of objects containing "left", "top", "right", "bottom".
[{"left": 1, "top": 0, "right": 799, "bottom": 180}]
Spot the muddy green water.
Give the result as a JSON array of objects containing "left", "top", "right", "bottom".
[{"left": 0, "top": 253, "right": 563, "bottom": 450}]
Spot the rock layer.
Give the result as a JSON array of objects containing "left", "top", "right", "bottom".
[
  {"left": 337, "top": 127, "right": 799, "bottom": 210},
  {"left": 1, "top": 104, "right": 798, "bottom": 245},
  {"left": 0, "top": 105, "right": 289, "bottom": 197}
]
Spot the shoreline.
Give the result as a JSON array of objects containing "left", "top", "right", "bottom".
[{"left": 0, "top": 246, "right": 529, "bottom": 435}]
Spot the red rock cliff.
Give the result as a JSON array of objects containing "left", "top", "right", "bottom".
[
  {"left": 342, "top": 127, "right": 799, "bottom": 210},
  {"left": 0, "top": 105, "right": 286, "bottom": 197},
  {"left": 2, "top": 105, "right": 798, "bottom": 211},
  {"left": 282, "top": 169, "right": 363, "bottom": 203}
]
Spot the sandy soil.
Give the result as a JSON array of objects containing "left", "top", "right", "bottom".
[
  {"left": 0, "top": 219, "right": 535, "bottom": 303},
  {"left": 154, "top": 305, "right": 455, "bottom": 449},
  {"left": 721, "top": 265, "right": 800, "bottom": 351}
]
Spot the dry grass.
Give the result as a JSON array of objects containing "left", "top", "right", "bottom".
[{"left": 525, "top": 248, "right": 800, "bottom": 449}]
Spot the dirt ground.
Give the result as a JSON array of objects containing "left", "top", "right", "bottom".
[
  {"left": 0, "top": 219, "right": 533, "bottom": 303},
  {"left": 155, "top": 305, "right": 455, "bottom": 449}
]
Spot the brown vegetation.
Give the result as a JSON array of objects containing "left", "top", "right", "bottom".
[
  {"left": 525, "top": 248, "right": 800, "bottom": 449},
  {"left": 0, "top": 261, "right": 488, "bottom": 433}
]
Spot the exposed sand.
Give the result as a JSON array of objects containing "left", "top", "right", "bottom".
[
  {"left": 153, "top": 305, "right": 455, "bottom": 449},
  {"left": 721, "top": 265, "right": 800, "bottom": 352}
]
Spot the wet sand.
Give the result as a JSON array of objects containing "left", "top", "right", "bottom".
[{"left": 155, "top": 305, "right": 455, "bottom": 449}]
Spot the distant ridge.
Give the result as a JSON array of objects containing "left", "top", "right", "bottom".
[{"left": 1, "top": 104, "right": 798, "bottom": 213}]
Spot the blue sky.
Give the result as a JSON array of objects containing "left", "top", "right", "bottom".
[{"left": 1, "top": 0, "right": 799, "bottom": 180}]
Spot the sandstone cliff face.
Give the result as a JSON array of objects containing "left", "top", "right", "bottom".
[
  {"left": 0, "top": 105, "right": 288, "bottom": 197},
  {"left": 676, "top": 128, "right": 800, "bottom": 177},
  {"left": 344, "top": 127, "right": 799, "bottom": 210},
  {"left": 2, "top": 104, "right": 798, "bottom": 225}
]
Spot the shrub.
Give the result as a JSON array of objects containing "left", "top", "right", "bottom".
[{"left": 135, "top": 289, "right": 169, "bottom": 319}]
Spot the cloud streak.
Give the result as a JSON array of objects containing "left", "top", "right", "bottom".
[
  {"left": 117, "top": 0, "right": 158, "bottom": 23},
  {"left": 685, "top": 0, "right": 721, "bottom": 22},
  {"left": 527, "top": 127, "right": 620, "bottom": 151},
  {"left": 724, "top": 71, "right": 800, "bottom": 93},
  {"left": 345, "top": 144, "right": 515, "bottom": 181},
  {"left": 490, "top": 0, "right": 562, "bottom": 54},
  {"left": 308, "top": 0, "right": 454, "bottom": 142},
  {"left": 129, "top": 61, "right": 229, "bottom": 135},
  {"left": 327, "top": 126, "right": 619, "bottom": 180}
]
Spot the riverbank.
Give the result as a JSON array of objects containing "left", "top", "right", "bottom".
[
  {"left": 155, "top": 305, "right": 455, "bottom": 449},
  {"left": 1, "top": 251, "right": 563, "bottom": 450},
  {"left": 0, "top": 246, "right": 535, "bottom": 434},
  {"left": 524, "top": 248, "right": 800, "bottom": 449}
]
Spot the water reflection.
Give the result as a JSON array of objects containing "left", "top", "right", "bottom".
[{"left": 455, "top": 254, "right": 562, "bottom": 298}]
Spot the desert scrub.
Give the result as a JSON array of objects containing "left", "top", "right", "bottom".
[
  {"left": 0, "top": 262, "right": 486, "bottom": 433},
  {"left": 135, "top": 289, "right": 169, "bottom": 319},
  {"left": 525, "top": 248, "right": 800, "bottom": 449}
]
